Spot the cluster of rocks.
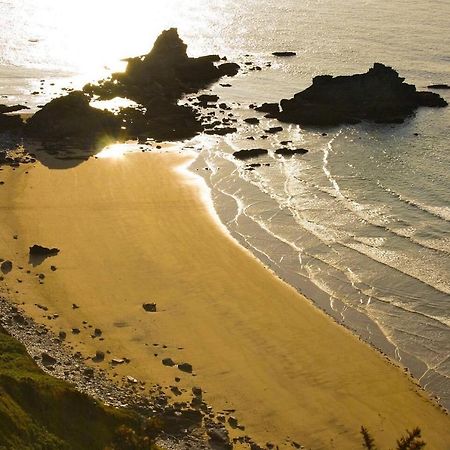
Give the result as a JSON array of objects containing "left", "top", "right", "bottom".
[
  {"left": 259, "top": 63, "right": 448, "bottom": 126},
  {"left": 80, "top": 28, "right": 240, "bottom": 141},
  {"left": 0, "top": 28, "right": 240, "bottom": 146},
  {"left": 0, "top": 144, "right": 36, "bottom": 167}
]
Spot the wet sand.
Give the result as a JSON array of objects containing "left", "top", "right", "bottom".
[{"left": 0, "top": 149, "right": 449, "bottom": 449}]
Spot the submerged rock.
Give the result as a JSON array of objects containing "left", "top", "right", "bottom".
[{"left": 271, "top": 63, "right": 448, "bottom": 126}]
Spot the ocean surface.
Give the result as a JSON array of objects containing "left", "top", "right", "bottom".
[{"left": 1, "top": 0, "right": 449, "bottom": 407}]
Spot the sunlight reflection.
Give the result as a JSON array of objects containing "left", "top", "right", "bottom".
[{"left": 96, "top": 143, "right": 131, "bottom": 159}]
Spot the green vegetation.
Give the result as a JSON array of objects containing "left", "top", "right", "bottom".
[
  {"left": 0, "top": 326, "right": 160, "bottom": 450},
  {"left": 361, "top": 426, "right": 426, "bottom": 450}
]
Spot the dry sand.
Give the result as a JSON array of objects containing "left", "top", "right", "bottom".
[{"left": 0, "top": 149, "right": 449, "bottom": 449}]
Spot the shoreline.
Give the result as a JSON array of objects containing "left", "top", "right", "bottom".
[
  {"left": 190, "top": 138, "right": 450, "bottom": 411},
  {"left": 1, "top": 148, "right": 449, "bottom": 448}
]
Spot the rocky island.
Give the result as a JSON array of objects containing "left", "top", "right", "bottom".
[{"left": 265, "top": 63, "right": 448, "bottom": 126}]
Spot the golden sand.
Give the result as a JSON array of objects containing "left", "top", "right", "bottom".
[{"left": 0, "top": 150, "right": 448, "bottom": 449}]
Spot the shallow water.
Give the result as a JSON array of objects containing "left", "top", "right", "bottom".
[{"left": 1, "top": 0, "right": 449, "bottom": 407}]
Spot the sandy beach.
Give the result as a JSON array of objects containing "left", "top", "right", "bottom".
[{"left": 0, "top": 148, "right": 449, "bottom": 449}]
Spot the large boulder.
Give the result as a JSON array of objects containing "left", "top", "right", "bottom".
[
  {"left": 26, "top": 91, "right": 120, "bottom": 140},
  {"left": 270, "top": 63, "right": 447, "bottom": 126}
]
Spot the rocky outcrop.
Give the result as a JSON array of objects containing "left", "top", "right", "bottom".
[
  {"left": 25, "top": 29, "right": 239, "bottom": 143},
  {"left": 269, "top": 63, "right": 448, "bottom": 126},
  {"left": 80, "top": 28, "right": 240, "bottom": 141},
  {"left": 26, "top": 91, "right": 120, "bottom": 140}
]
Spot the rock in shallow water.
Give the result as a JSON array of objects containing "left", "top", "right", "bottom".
[{"left": 268, "top": 63, "right": 448, "bottom": 126}]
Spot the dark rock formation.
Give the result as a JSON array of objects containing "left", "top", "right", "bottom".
[
  {"left": 272, "top": 51, "right": 296, "bottom": 57},
  {"left": 26, "top": 91, "right": 120, "bottom": 140},
  {"left": 0, "top": 104, "right": 29, "bottom": 114},
  {"left": 428, "top": 84, "right": 450, "bottom": 90},
  {"left": 177, "top": 363, "right": 193, "bottom": 373},
  {"left": 264, "top": 126, "right": 283, "bottom": 134},
  {"left": 0, "top": 114, "right": 24, "bottom": 133},
  {"left": 275, "top": 148, "right": 308, "bottom": 156},
  {"left": 233, "top": 149, "right": 268, "bottom": 160},
  {"left": 255, "top": 103, "right": 280, "bottom": 115},
  {"left": 197, "top": 94, "right": 219, "bottom": 104},
  {"left": 143, "top": 303, "right": 157, "bottom": 312},
  {"left": 82, "top": 28, "right": 239, "bottom": 141},
  {"left": 29, "top": 245, "right": 60, "bottom": 266},
  {"left": 244, "top": 117, "right": 260, "bottom": 124},
  {"left": 0, "top": 260, "right": 13, "bottom": 275},
  {"left": 270, "top": 63, "right": 448, "bottom": 126}
]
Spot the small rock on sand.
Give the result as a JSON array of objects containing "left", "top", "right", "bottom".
[
  {"left": 162, "top": 358, "right": 175, "bottom": 367},
  {"left": 178, "top": 362, "right": 193, "bottom": 373},
  {"left": 0, "top": 260, "right": 13, "bottom": 274},
  {"left": 143, "top": 302, "right": 157, "bottom": 312}
]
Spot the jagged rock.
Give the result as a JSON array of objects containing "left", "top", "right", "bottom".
[
  {"left": 275, "top": 148, "right": 308, "bottom": 156},
  {"left": 233, "top": 149, "right": 268, "bottom": 160},
  {"left": 81, "top": 28, "right": 239, "bottom": 142},
  {"left": 272, "top": 63, "right": 448, "bottom": 126},
  {"left": 29, "top": 245, "right": 59, "bottom": 266},
  {"left": 272, "top": 51, "right": 296, "bottom": 57},
  {"left": 26, "top": 91, "right": 120, "bottom": 140}
]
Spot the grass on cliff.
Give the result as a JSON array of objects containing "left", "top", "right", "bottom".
[{"left": 0, "top": 326, "right": 160, "bottom": 450}]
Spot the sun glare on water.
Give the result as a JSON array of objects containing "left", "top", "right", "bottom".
[
  {"left": 96, "top": 143, "right": 131, "bottom": 159},
  {"left": 16, "top": 0, "right": 210, "bottom": 76}
]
